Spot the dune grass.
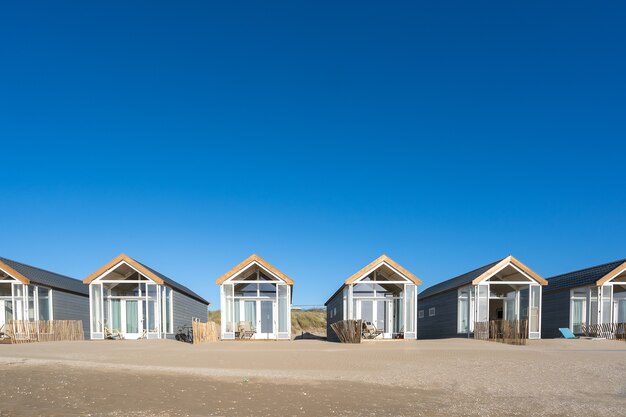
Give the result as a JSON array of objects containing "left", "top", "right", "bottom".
[
  {"left": 291, "top": 309, "right": 326, "bottom": 335},
  {"left": 206, "top": 309, "right": 327, "bottom": 336}
]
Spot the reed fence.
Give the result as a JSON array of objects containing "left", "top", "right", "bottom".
[
  {"left": 580, "top": 323, "right": 626, "bottom": 340},
  {"left": 330, "top": 319, "right": 362, "bottom": 343},
  {"left": 474, "top": 320, "right": 528, "bottom": 345},
  {"left": 5, "top": 320, "right": 84, "bottom": 344},
  {"left": 192, "top": 320, "right": 219, "bottom": 344}
]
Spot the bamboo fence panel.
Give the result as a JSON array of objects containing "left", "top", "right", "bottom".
[
  {"left": 474, "top": 320, "right": 528, "bottom": 345},
  {"left": 580, "top": 323, "right": 626, "bottom": 340},
  {"left": 473, "top": 321, "right": 490, "bottom": 341},
  {"left": 6, "top": 320, "right": 84, "bottom": 344},
  {"left": 330, "top": 319, "right": 362, "bottom": 343},
  {"left": 192, "top": 320, "right": 219, "bottom": 344}
]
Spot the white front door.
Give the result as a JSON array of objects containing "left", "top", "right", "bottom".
[{"left": 123, "top": 300, "right": 142, "bottom": 339}]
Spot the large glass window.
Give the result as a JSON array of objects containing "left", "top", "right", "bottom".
[
  {"left": 165, "top": 287, "right": 173, "bottom": 333},
  {"left": 235, "top": 283, "right": 258, "bottom": 297},
  {"left": 602, "top": 285, "right": 612, "bottom": 324},
  {"left": 519, "top": 288, "right": 529, "bottom": 321},
  {"left": 147, "top": 284, "right": 158, "bottom": 333},
  {"left": 458, "top": 288, "right": 470, "bottom": 333},
  {"left": 244, "top": 300, "right": 256, "bottom": 325},
  {"left": 90, "top": 284, "right": 103, "bottom": 333},
  {"left": 360, "top": 300, "right": 373, "bottom": 323},
  {"left": 223, "top": 284, "right": 234, "bottom": 335},
  {"left": 0, "top": 283, "right": 11, "bottom": 297},
  {"left": 404, "top": 284, "right": 416, "bottom": 334},
  {"left": 572, "top": 299, "right": 585, "bottom": 333},
  {"left": 27, "top": 286, "right": 36, "bottom": 320},
  {"left": 259, "top": 283, "right": 277, "bottom": 297},
  {"left": 529, "top": 286, "right": 540, "bottom": 333},
  {"left": 38, "top": 288, "right": 51, "bottom": 320},
  {"left": 111, "top": 299, "right": 121, "bottom": 331},
  {"left": 614, "top": 286, "right": 626, "bottom": 324},
  {"left": 277, "top": 285, "right": 289, "bottom": 333},
  {"left": 570, "top": 287, "right": 587, "bottom": 333},
  {"left": 477, "top": 285, "right": 488, "bottom": 322},
  {"left": 590, "top": 287, "right": 598, "bottom": 325}
]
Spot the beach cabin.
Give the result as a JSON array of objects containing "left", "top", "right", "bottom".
[
  {"left": 216, "top": 254, "right": 293, "bottom": 340},
  {"left": 325, "top": 255, "right": 421, "bottom": 341},
  {"left": 418, "top": 256, "right": 547, "bottom": 339},
  {"left": 543, "top": 259, "right": 626, "bottom": 338},
  {"left": 84, "top": 254, "right": 209, "bottom": 340},
  {"left": 0, "top": 257, "right": 90, "bottom": 337}
]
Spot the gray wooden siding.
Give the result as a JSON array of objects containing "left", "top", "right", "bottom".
[
  {"left": 325, "top": 289, "right": 344, "bottom": 343},
  {"left": 170, "top": 291, "right": 208, "bottom": 340},
  {"left": 51, "top": 289, "right": 90, "bottom": 338},
  {"left": 542, "top": 288, "right": 571, "bottom": 338},
  {"left": 417, "top": 289, "right": 460, "bottom": 339}
]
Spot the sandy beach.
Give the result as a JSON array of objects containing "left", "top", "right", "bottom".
[{"left": 0, "top": 338, "right": 625, "bottom": 416}]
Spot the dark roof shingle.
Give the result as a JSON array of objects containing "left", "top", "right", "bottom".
[
  {"left": 136, "top": 260, "right": 209, "bottom": 305},
  {"left": 0, "top": 257, "right": 88, "bottom": 296},
  {"left": 418, "top": 259, "right": 503, "bottom": 299},
  {"left": 545, "top": 259, "right": 626, "bottom": 293}
]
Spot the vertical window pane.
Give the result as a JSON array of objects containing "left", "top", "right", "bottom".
[
  {"left": 361, "top": 300, "right": 373, "bottom": 323},
  {"left": 27, "top": 286, "right": 35, "bottom": 320},
  {"left": 477, "top": 285, "right": 488, "bottom": 322},
  {"left": 404, "top": 284, "right": 416, "bottom": 333},
  {"left": 166, "top": 288, "right": 173, "bottom": 333},
  {"left": 458, "top": 289, "right": 469, "bottom": 333},
  {"left": 278, "top": 285, "right": 288, "bottom": 333},
  {"left": 602, "top": 286, "right": 612, "bottom": 324},
  {"left": 572, "top": 299, "right": 584, "bottom": 333},
  {"left": 90, "top": 284, "right": 102, "bottom": 332},
  {"left": 590, "top": 287, "right": 598, "bottom": 325},
  {"left": 147, "top": 284, "right": 158, "bottom": 332},
  {"left": 38, "top": 288, "right": 50, "bottom": 320},
  {"left": 530, "top": 286, "right": 540, "bottom": 333}
]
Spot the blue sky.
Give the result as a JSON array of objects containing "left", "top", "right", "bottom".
[{"left": 1, "top": 1, "right": 625, "bottom": 307}]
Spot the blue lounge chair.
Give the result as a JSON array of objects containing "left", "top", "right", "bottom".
[{"left": 559, "top": 328, "right": 577, "bottom": 339}]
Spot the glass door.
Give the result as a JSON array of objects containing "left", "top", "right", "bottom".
[
  {"left": 258, "top": 300, "right": 274, "bottom": 339},
  {"left": 123, "top": 300, "right": 141, "bottom": 339},
  {"left": 572, "top": 299, "right": 585, "bottom": 334}
]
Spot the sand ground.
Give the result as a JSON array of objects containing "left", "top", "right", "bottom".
[{"left": 0, "top": 338, "right": 625, "bottom": 416}]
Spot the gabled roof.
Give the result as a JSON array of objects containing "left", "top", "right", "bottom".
[
  {"left": 0, "top": 257, "right": 88, "bottom": 296},
  {"left": 419, "top": 256, "right": 546, "bottom": 300},
  {"left": 344, "top": 255, "right": 422, "bottom": 285},
  {"left": 215, "top": 254, "right": 294, "bottom": 285},
  {"left": 84, "top": 254, "right": 209, "bottom": 305},
  {"left": 545, "top": 259, "right": 626, "bottom": 292},
  {"left": 325, "top": 255, "right": 421, "bottom": 306}
]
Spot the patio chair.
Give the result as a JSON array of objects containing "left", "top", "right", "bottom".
[
  {"left": 362, "top": 321, "right": 383, "bottom": 339},
  {"left": 559, "top": 328, "right": 577, "bottom": 339},
  {"left": 239, "top": 321, "right": 256, "bottom": 340},
  {"left": 103, "top": 323, "right": 123, "bottom": 340}
]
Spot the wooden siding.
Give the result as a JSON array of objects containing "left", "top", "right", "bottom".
[
  {"left": 417, "top": 288, "right": 460, "bottom": 339},
  {"left": 170, "top": 291, "right": 208, "bottom": 340},
  {"left": 51, "top": 289, "right": 90, "bottom": 339},
  {"left": 325, "top": 289, "right": 344, "bottom": 342},
  {"left": 542, "top": 288, "right": 572, "bottom": 338}
]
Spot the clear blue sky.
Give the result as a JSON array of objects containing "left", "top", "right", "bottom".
[{"left": 1, "top": 1, "right": 624, "bottom": 307}]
